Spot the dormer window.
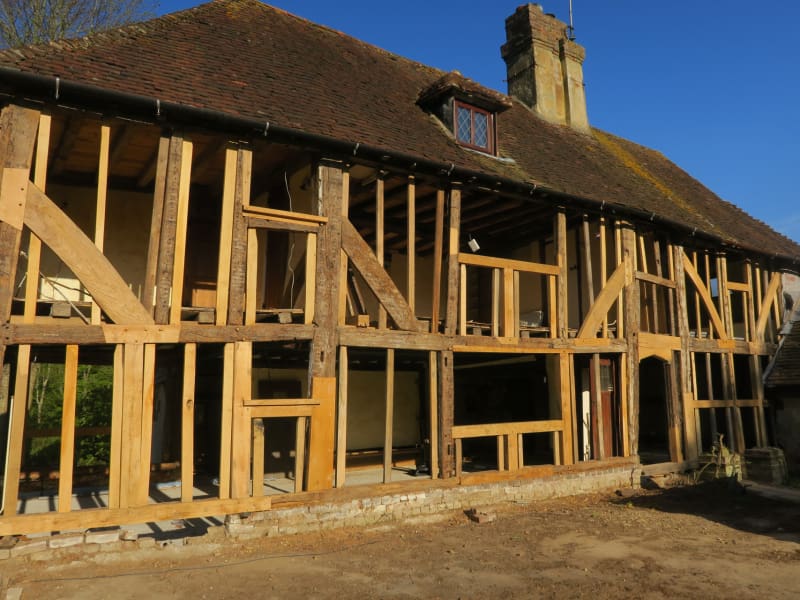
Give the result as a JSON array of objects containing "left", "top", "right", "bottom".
[
  {"left": 455, "top": 101, "right": 493, "bottom": 153},
  {"left": 417, "top": 71, "right": 512, "bottom": 158}
]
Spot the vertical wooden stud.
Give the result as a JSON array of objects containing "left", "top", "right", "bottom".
[
  {"left": 218, "top": 342, "right": 235, "bottom": 499},
  {"left": 336, "top": 345, "right": 348, "bottom": 488},
  {"left": 23, "top": 113, "right": 51, "bottom": 322},
  {"left": 295, "top": 416, "right": 307, "bottom": 493},
  {"left": 407, "top": 176, "right": 415, "bottom": 315},
  {"left": 428, "top": 351, "right": 439, "bottom": 479},
  {"left": 431, "top": 189, "right": 445, "bottom": 333},
  {"left": 384, "top": 348, "right": 395, "bottom": 483},
  {"left": 555, "top": 210, "right": 568, "bottom": 339},
  {"left": 91, "top": 124, "right": 111, "bottom": 324},
  {"left": 216, "top": 147, "right": 238, "bottom": 325},
  {"left": 376, "top": 175, "right": 387, "bottom": 329},
  {"left": 1, "top": 345, "right": 31, "bottom": 515},
  {"left": 168, "top": 139, "right": 193, "bottom": 324},
  {"left": 107, "top": 344, "right": 124, "bottom": 509},
  {"left": 181, "top": 343, "right": 196, "bottom": 503}
]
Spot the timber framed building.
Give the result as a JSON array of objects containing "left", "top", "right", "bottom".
[{"left": 0, "top": 1, "right": 798, "bottom": 536}]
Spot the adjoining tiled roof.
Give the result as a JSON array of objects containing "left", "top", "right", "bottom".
[
  {"left": 1, "top": 0, "right": 798, "bottom": 260},
  {"left": 765, "top": 315, "right": 800, "bottom": 387}
]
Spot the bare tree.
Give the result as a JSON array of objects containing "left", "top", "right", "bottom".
[{"left": 0, "top": 0, "right": 159, "bottom": 48}]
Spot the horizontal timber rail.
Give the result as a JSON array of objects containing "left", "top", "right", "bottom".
[
  {"left": 458, "top": 253, "right": 558, "bottom": 339},
  {"left": 3, "top": 323, "right": 314, "bottom": 345},
  {"left": 453, "top": 419, "right": 565, "bottom": 476}
]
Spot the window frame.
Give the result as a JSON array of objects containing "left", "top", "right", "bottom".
[{"left": 453, "top": 100, "right": 495, "bottom": 155}]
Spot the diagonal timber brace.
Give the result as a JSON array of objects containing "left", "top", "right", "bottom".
[
  {"left": 340, "top": 218, "right": 421, "bottom": 332},
  {"left": 24, "top": 183, "right": 154, "bottom": 325}
]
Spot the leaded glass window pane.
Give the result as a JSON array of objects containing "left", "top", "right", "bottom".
[
  {"left": 473, "top": 112, "right": 488, "bottom": 148},
  {"left": 456, "top": 106, "right": 472, "bottom": 143}
]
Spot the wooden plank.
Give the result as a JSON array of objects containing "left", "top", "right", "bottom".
[
  {"left": 23, "top": 113, "right": 52, "bottom": 323},
  {"left": 251, "top": 418, "right": 264, "bottom": 498},
  {"left": 91, "top": 124, "right": 111, "bottom": 324},
  {"left": 384, "top": 348, "right": 395, "bottom": 483},
  {"left": 230, "top": 341, "right": 252, "bottom": 498},
  {"left": 295, "top": 416, "right": 307, "bottom": 493},
  {"left": 457, "top": 253, "right": 560, "bottom": 276},
  {"left": 755, "top": 272, "right": 781, "bottom": 340},
  {"left": 673, "top": 246, "right": 698, "bottom": 460},
  {"left": 337, "top": 170, "right": 350, "bottom": 326},
  {"left": 247, "top": 405, "right": 314, "bottom": 418},
  {"left": 503, "top": 267, "right": 515, "bottom": 337},
  {"left": 0, "top": 106, "right": 40, "bottom": 334},
  {"left": 718, "top": 255, "right": 733, "bottom": 338},
  {"left": 559, "top": 352, "right": 575, "bottom": 465},
  {"left": 744, "top": 262, "right": 756, "bottom": 343},
  {"left": 577, "top": 263, "right": 626, "bottom": 338},
  {"left": 181, "top": 343, "right": 196, "bottom": 503},
  {"left": 452, "top": 420, "right": 564, "bottom": 438},
  {"left": 455, "top": 438, "right": 463, "bottom": 478},
  {"left": 153, "top": 136, "right": 184, "bottom": 323},
  {"left": 120, "top": 344, "right": 144, "bottom": 508},
  {"left": 492, "top": 268, "right": 500, "bottom": 337},
  {"left": 459, "top": 263, "right": 467, "bottom": 336},
  {"left": 307, "top": 376, "right": 337, "bottom": 490},
  {"left": 599, "top": 218, "right": 608, "bottom": 337},
  {"left": 304, "top": 232, "right": 317, "bottom": 324},
  {"left": 618, "top": 353, "right": 630, "bottom": 457},
  {"left": 555, "top": 211, "right": 568, "bottom": 339},
  {"left": 336, "top": 346, "right": 348, "bottom": 488},
  {"left": 682, "top": 254, "right": 728, "bottom": 340},
  {"left": 431, "top": 189, "right": 445, "bottom": 333},
  {"left": 138, "top": 344, "right": 157, "bottom": 505},
  {"left": 581, "top": 217, "right": 595, "bottom": 319},
  {"left": 635, "top": 271, "right": 676, "bottom": 289},
  {"left": 243, "top": 204, "right": 327, "bottom": 224},
  {"left": 216, "top": 147, "right": 238, "bottom": 325},
  {"left": 407, "top": 177, "right": 415, "bottom": 314},
  {"left": 591, "top": 353, "right": 605, "bottom": 460},
  {"left": 142, "top": 136, "right": 170, "bottom": 315},
  {"left": 246, "top": 216, "right": 318, "bottom": 233},
  {"left": 506, "top": 434, "right": 520, "bottom": 471},
  {"left": 244, "top": 398, "right": 319, "bottom": 408},
  {"left": 168, "top": 140, "right": 193, "bottom": 324},
  {"left": 428, "top": 351, "right": 439, "bottom": 478},
  {"left": 341, "top": 219, "right": 419, "bottom": 332},
  {"left": 218, "top": 343, "right": 235, "bottom": 499},
  {"left": 376, "top": 176, "right": 387, "bottom": 329},
  {"left": 227, "top": 148, "right": 252, "bottom": 326},
  {"left": 107, "top": 344, "right": 124, "bottom": 509},
  {"left": 614, "top": 222, "right": 624, "bottom": 339},
  {"left": 2, "top": 345, "right": 30, "bottom": 514},
  {"left": 621, "top": 225, "right": 640, "bottom": 456},
  {"left": 438, "top": 350, "right": 455, "bottom": 478},
  {"left": 496, "top": 435, "right": 505, "bottom": 470},
  {"left": 444, "top": 188, "right": 461, "bottom": 336},
  {"left": 245, "top": 229, "right": 258, "bottom": 325},
  {"left": 0, "top": 495, "right": 272, "bottom": 537},
  {"left": 24, "top": 184, "right": 154, "bottom": 325}
]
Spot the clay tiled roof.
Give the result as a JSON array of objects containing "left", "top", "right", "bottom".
[
  {"left": 766, "top": 309, "right": 800, "bottom": 388},
  {"left": 1, "top": 0, "right": 798, "bottom": 260}
]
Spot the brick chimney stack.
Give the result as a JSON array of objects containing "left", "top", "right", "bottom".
[{"left": 501, "top": 3, "right": 589, "bottom": 132}]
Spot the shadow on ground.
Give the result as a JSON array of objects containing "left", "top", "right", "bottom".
[{"left": 615, "top": 480, "right": 800, "bottom": 543}]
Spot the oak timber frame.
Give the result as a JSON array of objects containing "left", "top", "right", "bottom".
[{"left": 0, "top": 102, "right": 788, "bottom": 536}]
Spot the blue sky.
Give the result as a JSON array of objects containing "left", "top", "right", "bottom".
[{"left": 159, "top": 0, "right": 799, "bottom": 243}]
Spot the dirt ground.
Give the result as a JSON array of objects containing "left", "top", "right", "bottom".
[{"left": 3, "top": 481, "right": 800, "bottom": 599}]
